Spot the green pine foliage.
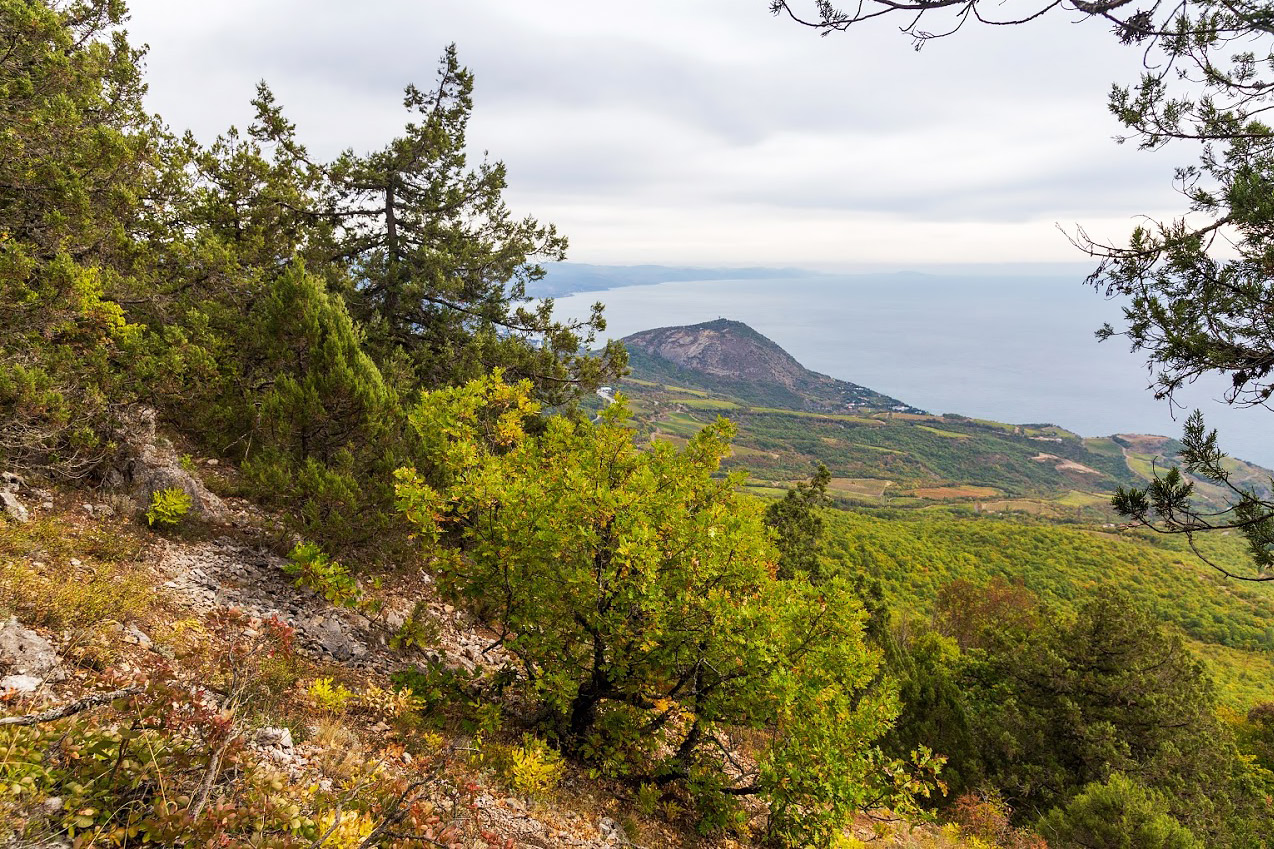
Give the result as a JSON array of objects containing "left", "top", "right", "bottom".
[
  {"left": 235, "top": 264, "right": 413, "bottom": 550},
  {"left": 1038, "top": 774, "right": 1201, "bottom": 849},
  {"left": 879, "top": 583, "right": 1274, "bottom": 846},
  {"left": 2, "top": 0, "right": 620, "bottom": 554},
  {"left": 0, "top": 0, "right": 157, "bottom": 476},
  {"left": 764, "top": 463, "right": 833, "bottom": 579}
]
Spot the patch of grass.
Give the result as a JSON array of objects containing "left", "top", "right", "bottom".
[
  {"left": 828, "top": 478, "right": 893, "bottom": 498},
  {"left": 743, "top": 484, "right": 792, "bottom": 499},
  {"left": 751, "top": 407, "right": 880, "bottom": 424},
  {"left": 650, "top": 432, "right": 689, "bottom": 448},
  {"left": 728, "top": 442, "right": 775, "bottom": 459},
  {"left": 0, "top": 516, "right": 154, "bottom": 631},
  {"left": 1081, "top": 437, "right": 1126, "bottom": 458},
  {"left": 913, "top": 485, "right": 999, "bottom": 499},
  {"left": 1056, "top": 490, "right": 1113, "bottom": 508},
  {"left": 978, "top": 499, "right": 1057, "bottom": 516},
  {"left": 971, "top": 418, "right": 1016, "bottom": 432},
  {"left": 1124, "top": 452, "right": 1158, "bottom": 481},
  {"left": 914, "top": 425, "right": 970, "bottom": 439},
  {"left": 671, "top": 397, "right": 739, "bottom": 410},
  {"left": 852, "top": 443, "right": 907, "bottom": 455},
  {"left": 657, "top": 413, "right": 709, "bottom": 438},
  {"left": 664, "top": 384, "right": 708, "bottom": 397}
]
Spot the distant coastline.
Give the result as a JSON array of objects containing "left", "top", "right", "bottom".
[
  {"left": 551, "top": 271, "right": 1274, "bottom": 468},
  {"left": 532, "top": 261, "right": 1097, "bottom": 298},
  {"left": 529, "top": 263, "right": 827, "bottom": 298}
]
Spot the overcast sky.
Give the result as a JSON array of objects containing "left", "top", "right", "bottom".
[{"left": 123, "top": 0, "right": 1185, "bottom": 268}]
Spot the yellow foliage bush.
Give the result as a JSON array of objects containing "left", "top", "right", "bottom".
[
  {"left": 314, "top": 809, "right": 376, "bottom": 848},
  {"left": 355, "top": 684, "right": 424, "bottom": 720},
  {"left": 145, "top": 486, "right": 191, "bottom": 527},
  {"left": 308, "top": 677, "right": 354, "bottom": 713},
  {"left": 505, "top": 734, "right": 564, "bottom": 798}
]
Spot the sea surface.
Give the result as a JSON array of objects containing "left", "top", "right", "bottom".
[{"left": 553, "top": 273, "right": 1274, "bottom": 468}]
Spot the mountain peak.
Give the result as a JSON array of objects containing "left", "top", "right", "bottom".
[
  {"left": 623, "top": 320, "right": 806, "bottom": 387},
  {"left": 621, "top": 320, "right": 922, "bottom": 413}
]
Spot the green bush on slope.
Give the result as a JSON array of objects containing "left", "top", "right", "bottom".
[{"left": 395, "top": 373, "right": 941, "bottom": 845}]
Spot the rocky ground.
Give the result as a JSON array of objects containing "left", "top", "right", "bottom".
[{"left": 0, "top": 452, "right": 647, "bottom": 848}]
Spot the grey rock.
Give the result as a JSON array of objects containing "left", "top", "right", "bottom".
[
  {"left": 314, "top": 617, "right": 366, "bottom": 660},
  {"left": 383, "top": 609, "right": 408, "bottom": 632},
  {"left": 0, "top": 618, "right": 63, "bottom": 678},
  {"left": 1, "top": 470, "right": 25, "bottom": 491},
  {"left": 1, "top": 491, "right": 28, "bottom": 523},
  {"left": 255, "top": 726, "right": 294, "bottom": 751},
  {"left": 123, "top": 624, "right": 153, "bottom": 649},
  {"left": 0, "top": 674, "right": 43, "bottom": 695},
  {"left": 113, "top": 406, "right": 229, "bottom": 523}
]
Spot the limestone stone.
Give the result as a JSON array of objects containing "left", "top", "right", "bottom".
[{"left": 0, "top": 618, "right": 62, "bottom": 677}]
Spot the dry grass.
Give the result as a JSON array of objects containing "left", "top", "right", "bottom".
[
  {"left": 978, "top": 499, "right": 1057, "bottom": 516},
  {"left": 0, "top": 514, "right": 154, "bottom": 632},
  {"left": 828, "top": 478, "right": 893, "bottom": 498},
  {"left": 913, "top": 486, "right": 1000, "bottom": 500}
]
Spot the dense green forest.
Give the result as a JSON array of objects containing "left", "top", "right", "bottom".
[{"left": 1, "top": 2, "right": 1272, "bottom": 847}]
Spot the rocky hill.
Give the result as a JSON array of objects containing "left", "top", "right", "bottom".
[
  {"left": 612, "top": 320, "right": 1274, "bottom": 521},
  {"left": 622, "top": 319, "right": 924, "bottom": 413}
]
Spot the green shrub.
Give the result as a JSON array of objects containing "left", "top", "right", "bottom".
[
  {"left": 145, "top": 487, "right": 192, "bottom": 527},
  {"left": 1038, "top": 774, "right": 1201, "bottom": 849},
  {"left": 284, "top": 542, "right": 362, "bottom": 608},
  {"left": 391, "top": 659, "right": 475, "bottom": 719},
  {"left": 396, "top": 373, "right": 938, "bottom": 845},
  {"left": 389, "top": 599, "right": 440, "bottom": 650}
]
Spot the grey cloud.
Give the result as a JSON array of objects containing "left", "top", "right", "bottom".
[{"left": 122, "top": 0, "right": 1194, "bottom": 263}]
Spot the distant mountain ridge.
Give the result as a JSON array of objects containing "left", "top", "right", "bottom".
[
  {"left": 621, "top": 319, "right": 925, "bottom": 413},
  {"left": 530, "top": 263, "right": 825, "bottom": 298}
]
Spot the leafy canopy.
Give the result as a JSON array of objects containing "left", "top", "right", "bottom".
[{"left": 395, "top": 373, "right": 940, "bottom": 844}]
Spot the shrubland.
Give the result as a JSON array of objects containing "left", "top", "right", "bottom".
[{"left": 3, "top": 1, "right": 1274, "bottom": 846}]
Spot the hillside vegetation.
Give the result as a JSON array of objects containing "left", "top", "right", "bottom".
[
  {"left": 618, "top": 320, "right": 1274, "bottom": 519},
  {"left": 2, "top": 3, "right": 1273, "bottom": 848}
]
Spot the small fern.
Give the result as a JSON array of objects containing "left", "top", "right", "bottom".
[{"left": 145, "top": 487, "right": 191, "bottom": 527}]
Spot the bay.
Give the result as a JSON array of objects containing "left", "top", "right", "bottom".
[{"left": 554, "top": 273, "right": 1274, "bottom": 468}]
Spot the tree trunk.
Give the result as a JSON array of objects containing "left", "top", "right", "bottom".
[
  {"left": 383, "top": 177, "right": 399, "bottom": 329},
  {"left": 566, "top": 625, "right": 610, "bottom": 746}
]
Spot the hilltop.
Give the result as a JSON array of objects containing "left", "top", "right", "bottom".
[{"left": 622, "top": 319, "right": 924, "bottom": 413}]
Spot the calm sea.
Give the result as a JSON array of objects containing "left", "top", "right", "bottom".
[{"left": 553, "top": 273, "right": 1273, "bottom": 468}]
